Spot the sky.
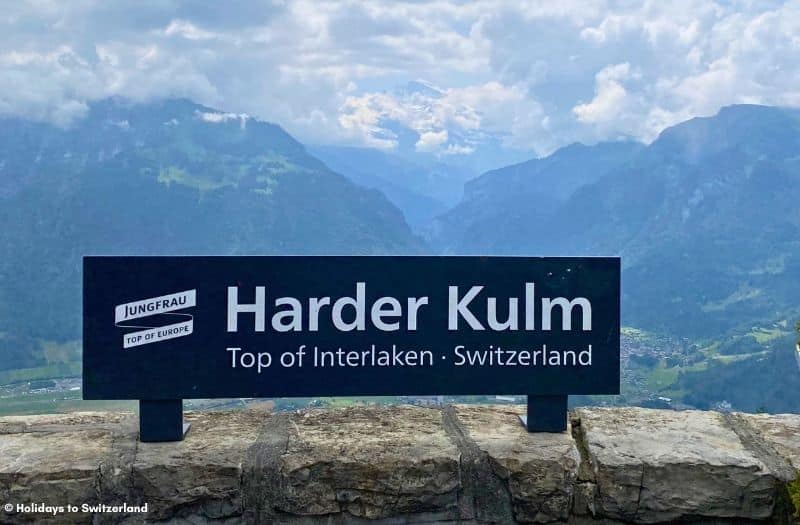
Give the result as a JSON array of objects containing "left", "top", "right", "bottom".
[{"left": 2, "top": 0, "right": 799, "bottom": 158}]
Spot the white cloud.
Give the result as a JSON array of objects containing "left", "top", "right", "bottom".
[
  {"left": 164, "top": 20, "right": 220, "bottom": 41},
  {"left": 197, "top": 111, "right": 250, "bottom": 128},
  {"left": 338, "top": 81, "right": 546, "bottom": 155},
  {"left": 0, "top": 0, "right": 798, "bottom": 156},
  {"left": 573, "top": 62, "right": 636, "bottom": 123},
  {"left": 416, "top": 129, "right": 448, "bottom": 152},
  {"left": 572, "top": 62, "right": 653, "bottom": 140}
]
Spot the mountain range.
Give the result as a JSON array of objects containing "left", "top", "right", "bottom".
[
  {"left": 1, "top": 98, "right": 798, "bottom": 412},
  {"left": 0, "top": 98, "right": 422, "bottom": 370},
  {"left": 435, "top": 104, "right": 800, "bottom": 339}
]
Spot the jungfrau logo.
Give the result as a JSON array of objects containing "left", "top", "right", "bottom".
[{"left": 115, "top": 290, "right": 196, "bottom": 349}]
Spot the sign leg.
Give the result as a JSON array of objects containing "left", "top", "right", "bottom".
[
  {"left": 139, "top": 400, "right": 190, "bottom": 442},
  {"left": 519, "top": 395, "right": 567, "bottom": 432}
]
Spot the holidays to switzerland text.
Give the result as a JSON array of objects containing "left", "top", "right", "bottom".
[
  {"left": 226, "top": 344, "right": 593, "bottom": 373},
  {"left": 10, "top": 503, "right": 148, "bottom": 516}
]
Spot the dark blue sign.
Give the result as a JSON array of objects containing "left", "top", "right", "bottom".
[{"left": 83, "top": 256, "right": 620, "bottom": 400}]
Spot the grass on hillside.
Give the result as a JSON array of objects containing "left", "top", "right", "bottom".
[
  {"left": 0, "top": 362, "right": 81, "bottom": 385},
  {"left": 0, "top": 390, "right": 135, "bottom": 417},
  {"left": 748, "top": 327, "right": 790, "bottom": 343}
]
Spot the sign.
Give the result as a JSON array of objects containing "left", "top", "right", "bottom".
[{"left": 83, "top": 256, "right": 619, "bottom": 439}]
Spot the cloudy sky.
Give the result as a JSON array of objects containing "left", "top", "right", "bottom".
[{"left": 2, "top": 0, "right": 799, "bottom": 157}]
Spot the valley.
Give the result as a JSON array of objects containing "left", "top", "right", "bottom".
[
  {"left": 1, "top": 100, "right": 798, "bottom": 415},
  {"left": 4, "top": 324, "right": 796, "bottom": 415}
]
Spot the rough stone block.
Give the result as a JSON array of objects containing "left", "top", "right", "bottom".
[
  {"left": 741, "top": 412, "right": 800, "bottom": 471},
  {"left": 276, "top": 405, "right": 460, "bottom": 521},
  {"left": 454, "top": 404, "right": 579, "bottom": 523},
  {"left": 0, "top": 412, "right": 124, "bottom": 524},
  {"left": 573, "top": 407, "right": 780, "bottom": 523},
  {"left": 132, "top": 409, "right": 268, "bottom": 521},
  {"left": 0, "top": 405, "right": 797, "bottom": 524}
]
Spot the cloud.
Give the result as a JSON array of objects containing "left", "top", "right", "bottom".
[
  {"left": 338, "top": 81, "right": 547, "bottom": 155},
  {"left": 572, "top": 62, "right": 651, "bottom": 140},
  {"left": 197, "top": 110, "right": 250, "bottom": 128},
  {"left": 0, "top": 0, "right": 798, "bottom": 156},
  {"left": 573, "top": 63, "right": 637, "bottom": 123},
  {"left": 164, "top": 20, "right": 222, "bottom": 41},
  {"left": 416, "top": 130, "right": 449, "bottom": 152},
  {"left": 479, "top": 0, "right": 800, "bottom": 147}
]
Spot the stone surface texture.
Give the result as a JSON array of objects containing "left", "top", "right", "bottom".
[
  {"left": 0, "top": 405, "right": 797, "bottom": 524},
  {"left": 571, "top": 407, "right": 793, "bottom": 523},
  {"left": 742, "top": 413, "right": 800, "bottom": 470}
]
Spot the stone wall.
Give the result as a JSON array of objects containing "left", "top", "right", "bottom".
[{"left": 0, "top": 405, "right": 798, "bottom": 524}]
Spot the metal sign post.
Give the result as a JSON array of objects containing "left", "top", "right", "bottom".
[
  {"left": 139, "top": 400, "right": 190, "bottom": 442},
  {"left": 520, "top": 395, "right": 568, "bottom": 432}
]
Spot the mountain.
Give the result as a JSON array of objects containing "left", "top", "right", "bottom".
[
  {"left": 430, "top": 104, "right": 800, "bottom": 412},
  {"left": 309, "top": 80, "right": 542, "bottom": 232},
  {"left": 0, "top": 98, "right": 423, "bottom": 359},
  {"left": 434, "top": 105, "right": 800, "bottom": 339},
  {"left": 549, "top": 105, "right": 800, "bottom": 336},
  {"left": 308, "top": 145, "right": 462, "bottom": 230},
  {"left": 432, "top": 141, "right": 644, "bottom": 253}
]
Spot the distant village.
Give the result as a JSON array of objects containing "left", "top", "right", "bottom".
[{"left": 1, "top": 331, "right": 745, "bottom": 415}]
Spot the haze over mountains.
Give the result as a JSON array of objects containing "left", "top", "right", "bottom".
[
  {"left": 308, "top": 145, "right": 466, "bottom": 230},
  {"left": 1, "top": 97, "right": 799, "bottom": 411},
  {"left": 309, "top": 81, "right": 531, "bottom": 230}
]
